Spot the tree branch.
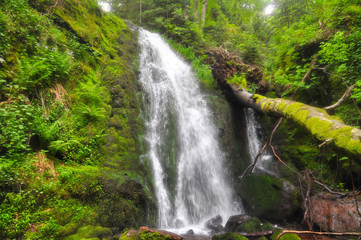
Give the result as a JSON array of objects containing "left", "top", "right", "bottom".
[
  {"left": 275, "top": 230, "right": 361, "bottom": 240},
  {"left": 324, "top": 84, "right": 356, "bottom": 110},
  {"left": 292, "top": 55, "right": 318, "bottom": 99}
]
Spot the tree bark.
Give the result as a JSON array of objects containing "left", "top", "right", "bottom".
[
  {"left": 201, "top": 0, "right": 208, "bottom": 24},
  {"left": 226, "top": 84, "right": 361, "bottom": 160}
]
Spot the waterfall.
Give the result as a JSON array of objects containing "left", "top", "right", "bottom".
[
  {"left": 138, "top": 29, "right": 239, "bottom": 233},
  {"left": 244, "top": 108, "right": 274, "bottom": 174}
]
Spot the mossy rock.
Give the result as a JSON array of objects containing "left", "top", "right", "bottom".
[
  {"left": 138, "top": 231, "right": 172, "bottom": 240},
  {"left": 236, "top": 174, "right": 301, "bottom": 221},
  {"left": 270, "top": 230, "right": 301, "bottom": 240},
  {"left": 257, "top": 237, "right": 268, "bottom": 240},
  {"left": 64, "top": 225, "right": 112, "bottom": 240},
  {"left": 212, "top": 232, "right": 248, "bottom": 240},
  {"left": 57, "top": 166, "right": 102, "bottom": 201},
  {"left": 120, "top": 230, "right": 139, "bottom": 240},
  {"left": 261, "top": 222, "right": 274, "bottom": 231},
  {"left": 234, "top": 217, "right": 262, "bottom": 233}
]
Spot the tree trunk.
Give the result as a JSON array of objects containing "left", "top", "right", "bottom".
[
  {"left": 208, "top": 48, "right": 361, "bottom": 161},
  {"left": 227, "top": 84, "right": 361, "bottom": 160},
  {"left": 201, "top": 0, "right": 208, "bottom": 24},
  {"left": 139, "top": 0, "right": 142, "bottom": 23}
]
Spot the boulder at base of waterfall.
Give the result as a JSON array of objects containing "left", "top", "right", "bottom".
[
  {"left": 206, "top": 215, "right": 224, "bottom": 233},
  {"left": 138, "top": 226, "right": 184, "bottom": 240},
  {"left": 236, "top": 174, "right": 302, "bottom": 221},
  {"left": 227, "top": 215, "right": 265, "bottom": 233},
  {"left": 224, "top": 214, "right": 251, "bottom": 232},
  {"left": 310, "top": 193, "right": 361, "bottom": 232}
]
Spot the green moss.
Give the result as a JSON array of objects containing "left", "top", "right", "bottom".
[
  {"left": 138, "top": 231, "right": 172, "bottom": 240},
  {"left": 235, "top": 218, "right": 262, "bottom": 233},
  {"left": 227, "top": 74, "right": 247, "bottom": 89},
  {"left": 236, "top": 175, "right": 281, "bottom": 217},
  {"left": 283, "top": 103, "right": 304, "bottom": 118},
  {"left": 261, "top": 222, "right": 274, "bottom": 231},
  {"left": 265, "top": 91, "right": 277, "bottom": 98},
  {"left": 64, "top": 225, "right": 112, "bottom": 240},
  {"left": 306, "top": 117, "right": 333, "bottom": 138},
  {"left": 0, "top": 0, "right": 152, "bottom": 238},
  {"left": 276, "top": 101, "right": 288, "bottom": 111},
  {"left": 270, "top": 231, "right": 301, "bottom": 240},
  {"left": 257, "top": 237, "right": 268, "bottom": 240},
  {"left": 236, "top": 175, "right": 301, "bottom": 220},
  {"left": 253, "top": 94, "right": 266, "bottom": 104},
  {"left": 212, "top": 233, "right": 248, "bottom": 240},
  {"left": 120, "top": 230, "right": 139, "bottom": 240},
  {"left": 57, "top": 165, "right": 102, "bottom": 200}
]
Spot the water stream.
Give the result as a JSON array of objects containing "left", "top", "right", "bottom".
[
  {"left": 138, "top": 29, "right": 239, "bottom": 233},
  {"left": 244, "top": 108, "right": 274, "bottom": 174}
]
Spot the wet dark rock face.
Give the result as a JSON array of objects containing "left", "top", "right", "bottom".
[
  {"left": 205, "top": 215, "right": 224, "bottom": 233},
  {"left": 236, "top": 174, "right": 302, "bottom": 222}
]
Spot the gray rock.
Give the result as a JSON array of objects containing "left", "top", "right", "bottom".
[
  {"left": 224, "top": 214, "right": 251, "bottom": 232},
  {"left": 205, "top": 215, "right": 224, "bottom": 233}
]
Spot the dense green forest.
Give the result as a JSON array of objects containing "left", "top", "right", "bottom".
[
  {"left": 108, "top": 0, "right": 361, "bottom": 183},
  {"left": 1, "top": 0, "right": 361, "bottom": 239}
]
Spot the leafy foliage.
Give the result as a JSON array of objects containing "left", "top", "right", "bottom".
[{"left": 0, "top": 0, "right": 150, "bottom": 238}]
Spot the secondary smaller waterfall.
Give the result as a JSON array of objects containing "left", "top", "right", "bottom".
[{"left": 244, "top": 108, "right": 274, "bottom": 173}]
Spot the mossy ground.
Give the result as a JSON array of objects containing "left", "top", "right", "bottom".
[{"left": 0, "top": 0, "right": 153, "bottom": 238}]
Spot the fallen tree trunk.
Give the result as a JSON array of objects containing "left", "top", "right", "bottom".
[
  {"left": 208, "top": 48, "right": 361, "bottom": 161},
  {"left": 228, "top": 84, "right": 361, "bottom": 159}
]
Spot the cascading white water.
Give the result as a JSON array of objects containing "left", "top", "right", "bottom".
[
  {"left": 139, "top": 29, "right": 239, "bottom": 233},
  {"left": 244, "top": 108, "right": 274, "bottom": 173}
]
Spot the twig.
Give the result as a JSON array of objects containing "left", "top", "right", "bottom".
[
  {"left": 318, "top": 138, "right": 333, "bottom": 148},
  {"left": 276, "top": 230, "right": 361, "bottom": 240},
  {"left": 0, "top": 97, "right": 14, "bottom": 105},
  {"left": 303, "top": 170, "right": 313, "bottom": 230},
  {"left": 47, "top": 0, "right": 61, "bottom": 15},
  {"left": 309, "top": 172, "right": 347, "bottom": 196},
  {"left": 292, "top": 55, "right": 318, "bottom": 100},
  {"left": 233, "top": 231, "right": 273, "bottom": 237}
]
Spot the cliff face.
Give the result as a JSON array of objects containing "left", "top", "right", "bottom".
[{"left": 0, "top": 0, "right": 153, "bottom": 238}]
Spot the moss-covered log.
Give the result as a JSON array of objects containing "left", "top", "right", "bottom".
[
  {"left": 227, "top": 84, "right": 361, "bottom": 160},
  {"left": 209, "top": 47, "right": 361, "bottom": 161}
]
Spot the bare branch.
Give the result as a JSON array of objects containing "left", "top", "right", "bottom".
[
  {"left": 276, "top": 230, "right": 361, "bottom": 240},
  {"left": 292, "top": 55, "right": 318, "bottom": 99},
  {"left": 324, "top": 84, "right": 356, "bottom": 110}
]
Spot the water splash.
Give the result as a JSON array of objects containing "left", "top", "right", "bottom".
[{"left": 138, "top": 29, "right": 239, "bottom": 233}]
